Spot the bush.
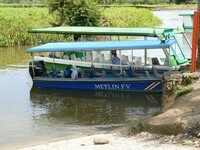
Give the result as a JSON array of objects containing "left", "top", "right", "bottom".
[
  {"left": 103, "top": 7, "right": 162, "bottom": 27},
  {"left": 0, "top": 7, "right": 56, "bottom": 46},
  {"left": 47, "top": 0, "right": 101, "bottom": 26},
  {"left": 0, "top": 6, "right": 162, "bottom": 47}
]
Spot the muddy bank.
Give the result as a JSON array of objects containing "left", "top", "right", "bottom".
[{"left": 142, "top": 71, "right": 200, "bottom": 137}]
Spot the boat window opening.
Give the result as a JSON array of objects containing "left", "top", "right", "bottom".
[
  {"left": 183, "top": 33, "right": 192, "bottom": 50},
  {"left": 146, "top": 48, "right": 167, "bottom": 66},
  {"left": 177, "top": 33, "right": 192, "bottom": 59},
  {"left": 171, "top": 43, "right": 185, "bottom": 60},
  {"left": 162, "top": 48, "right": 170, "bottom": 66},
  {"left": 172, "top": 35, "right": 188, "bottom": 59}
]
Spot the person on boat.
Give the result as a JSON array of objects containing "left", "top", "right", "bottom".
[
  {"left": 89, "top": 64, "right": 106, "bottom": 78},
  {"left": 64, "top": 65, "right": 73, "bottom": 78},
  {"left": 111, "top": 50, "right": 126, "bottom": 65}
]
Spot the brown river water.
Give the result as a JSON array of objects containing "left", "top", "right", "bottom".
[{"left": 0, "top": 9, "right": 194, "bottom": 149}]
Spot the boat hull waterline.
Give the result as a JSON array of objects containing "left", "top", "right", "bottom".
[{"left": 33, "top": 77, "right": 162, "bottom": 92}]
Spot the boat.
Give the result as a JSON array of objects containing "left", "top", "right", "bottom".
[
  {"left": 28, "top": 38, "right": 188, "bottom": 92},
  {"left": 179, "top": 13, "right": 194, "bottom": 31},
  {"left": 28, "top": 26, "right": 191, "bottom": 71}
]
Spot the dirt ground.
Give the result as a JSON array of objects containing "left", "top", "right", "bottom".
[
  {"left": 19, "top": 132, "right": 199, "bottom": 150},
  {"left": 143, "top": 78, "right": 200, "bottom": 133},
  {"left": 141, "top": 76, "right": 200, "bottom": 148}
]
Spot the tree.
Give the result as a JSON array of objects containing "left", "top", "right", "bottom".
[
  {"left": 47, "top": 0, "right": 102, "bottom": 27},
  {"left": 174, "top": 0, "right": 187, "bottom": 4}
]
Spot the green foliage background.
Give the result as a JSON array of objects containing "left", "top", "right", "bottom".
[
  {"left": 103, "top": 7, "right": 161, "bottom": 27},
  {"left": 0, "top": 0, "right": 197, "bottom": 4},
  {"left": 0, "top": 7, "right": 56, "bottom": 46},
  {"left": 0, "top": 6, "right": 162, "bottom": 47},
  {"left": 47, "top": 0, "right": 101, "bottom": 26}
]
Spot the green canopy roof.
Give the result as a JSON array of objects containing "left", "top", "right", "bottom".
[{"left": 27, "top": 26, "right": 184, "bottom": 39}]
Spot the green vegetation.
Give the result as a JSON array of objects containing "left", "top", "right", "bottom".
[
  {"left": 0, "top": 0, "right": 197, "bottom": 5},
  {"left": 47, "top": 0, "right": 101, "bottom": 26},
  {"left": 129, "top": 118, "right": 144, "bottom": 132},
  {"left": 176, "top": 85, "right": 193, "bottom": 98},
  {"left": 103, "top": 7, "right": 161, "bottom": 27},
  {"left": 129, "top": 108, "right": 161, "bottom": 132},
  {"left": 151, "top": 109, "right": 161, "bottom": 117},
  {"left": 0, "top": 3, "right": 45, "bottom": 7},
  {"left": 0, "top": 6, "right": 161, "bottom": 47},
  {"left": 0, "top": 7, "right": 56, "bottom": 46}
]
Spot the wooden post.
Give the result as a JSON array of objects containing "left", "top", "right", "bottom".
[
  {"left": 191, "top": 11, "right": 199, "bottom": 73},
  {"left": 196, "top": 1, "right": 200, "bottom": 70}
]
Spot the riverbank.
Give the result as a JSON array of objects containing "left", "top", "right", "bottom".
[
  {"left": 142, "top": 72, "right": 200, "bottom": 133},
  {"left": 19, "top": 131, "right": 198, "bottom": 150},
  {"left": 18, "top": 72, "right": 200, "bottom": 150},
  {"left": 140, "top": 71, "right": 200, "bottom": 148}
]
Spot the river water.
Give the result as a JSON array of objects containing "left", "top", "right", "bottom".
[{"left": 0, "top": 9, "right": 195, "bottom": 149}]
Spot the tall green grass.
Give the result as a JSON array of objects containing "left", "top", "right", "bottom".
[
  {"left": 103, "top": 7, "right": 162, "bottom": 27},
  {"left": 0, "top": 7, "right": 56, "bottom": 47},
  {"left": 0, "top": 7, "right": 162, "bottom": 47}
]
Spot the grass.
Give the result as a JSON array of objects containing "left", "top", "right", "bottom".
[
  {"left": 0, "top": 7, "right": 56, "bottom": 47},
  {"left": 103, "top": 7, "right": 162, "bottom": 27},
  {"left": 0, "top": 6, "right": 162, "bottom": 47},
  {"left": 176, "top": 85, "right": 193, "bottom": 98},
  {"left": 128, "top": 118, "right": 144, "bottom": 132},
  {"left": 129, "top": 109, "right": 161, "bottom": 132},
  {"left": 134, "top": 4, "right": 197, "bottom": 10}
]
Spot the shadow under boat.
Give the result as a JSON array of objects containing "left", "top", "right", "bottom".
[
  {"left": 30, "top": 86, "right": 162, "bottom": 106},
  {"left": 29, "top": 86, "right": 162, "bottom": 125}
]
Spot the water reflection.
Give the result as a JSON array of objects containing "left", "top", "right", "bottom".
[
  {"left": 30, "top": 87, "right": 161, "bottom": 126},
  {"left": 0, "top": 46, "right": 31, "bottom": 69}
]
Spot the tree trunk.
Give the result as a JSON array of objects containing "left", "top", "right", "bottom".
[{"left": 196, "top": 1, "right": 200, "bottom": 70}]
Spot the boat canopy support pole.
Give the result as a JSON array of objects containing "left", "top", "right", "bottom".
[
  {"left": 144, "top": 37, "right": 147, "bottom": 65},
  {"left": 56, "top": 34, "right": 60, "bottom": 41},
  {"left": 183, "top": 33, "right": 192, "bottom": 50},
  {"left": 31, "top": 60, "right": 35, "bottom": 77},
  {"left": 35, "top": 33, "right": 39, "bottom": 46},
  {"left": 119, "top": 50, "right": 122, "bottom": 75},
  {"left": 191, "top": 11, "right": 199, "bottom": 72}
]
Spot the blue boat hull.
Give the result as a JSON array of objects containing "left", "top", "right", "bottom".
[{"left": 33, "top": 77, "right": 162, "bottom": 92}]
